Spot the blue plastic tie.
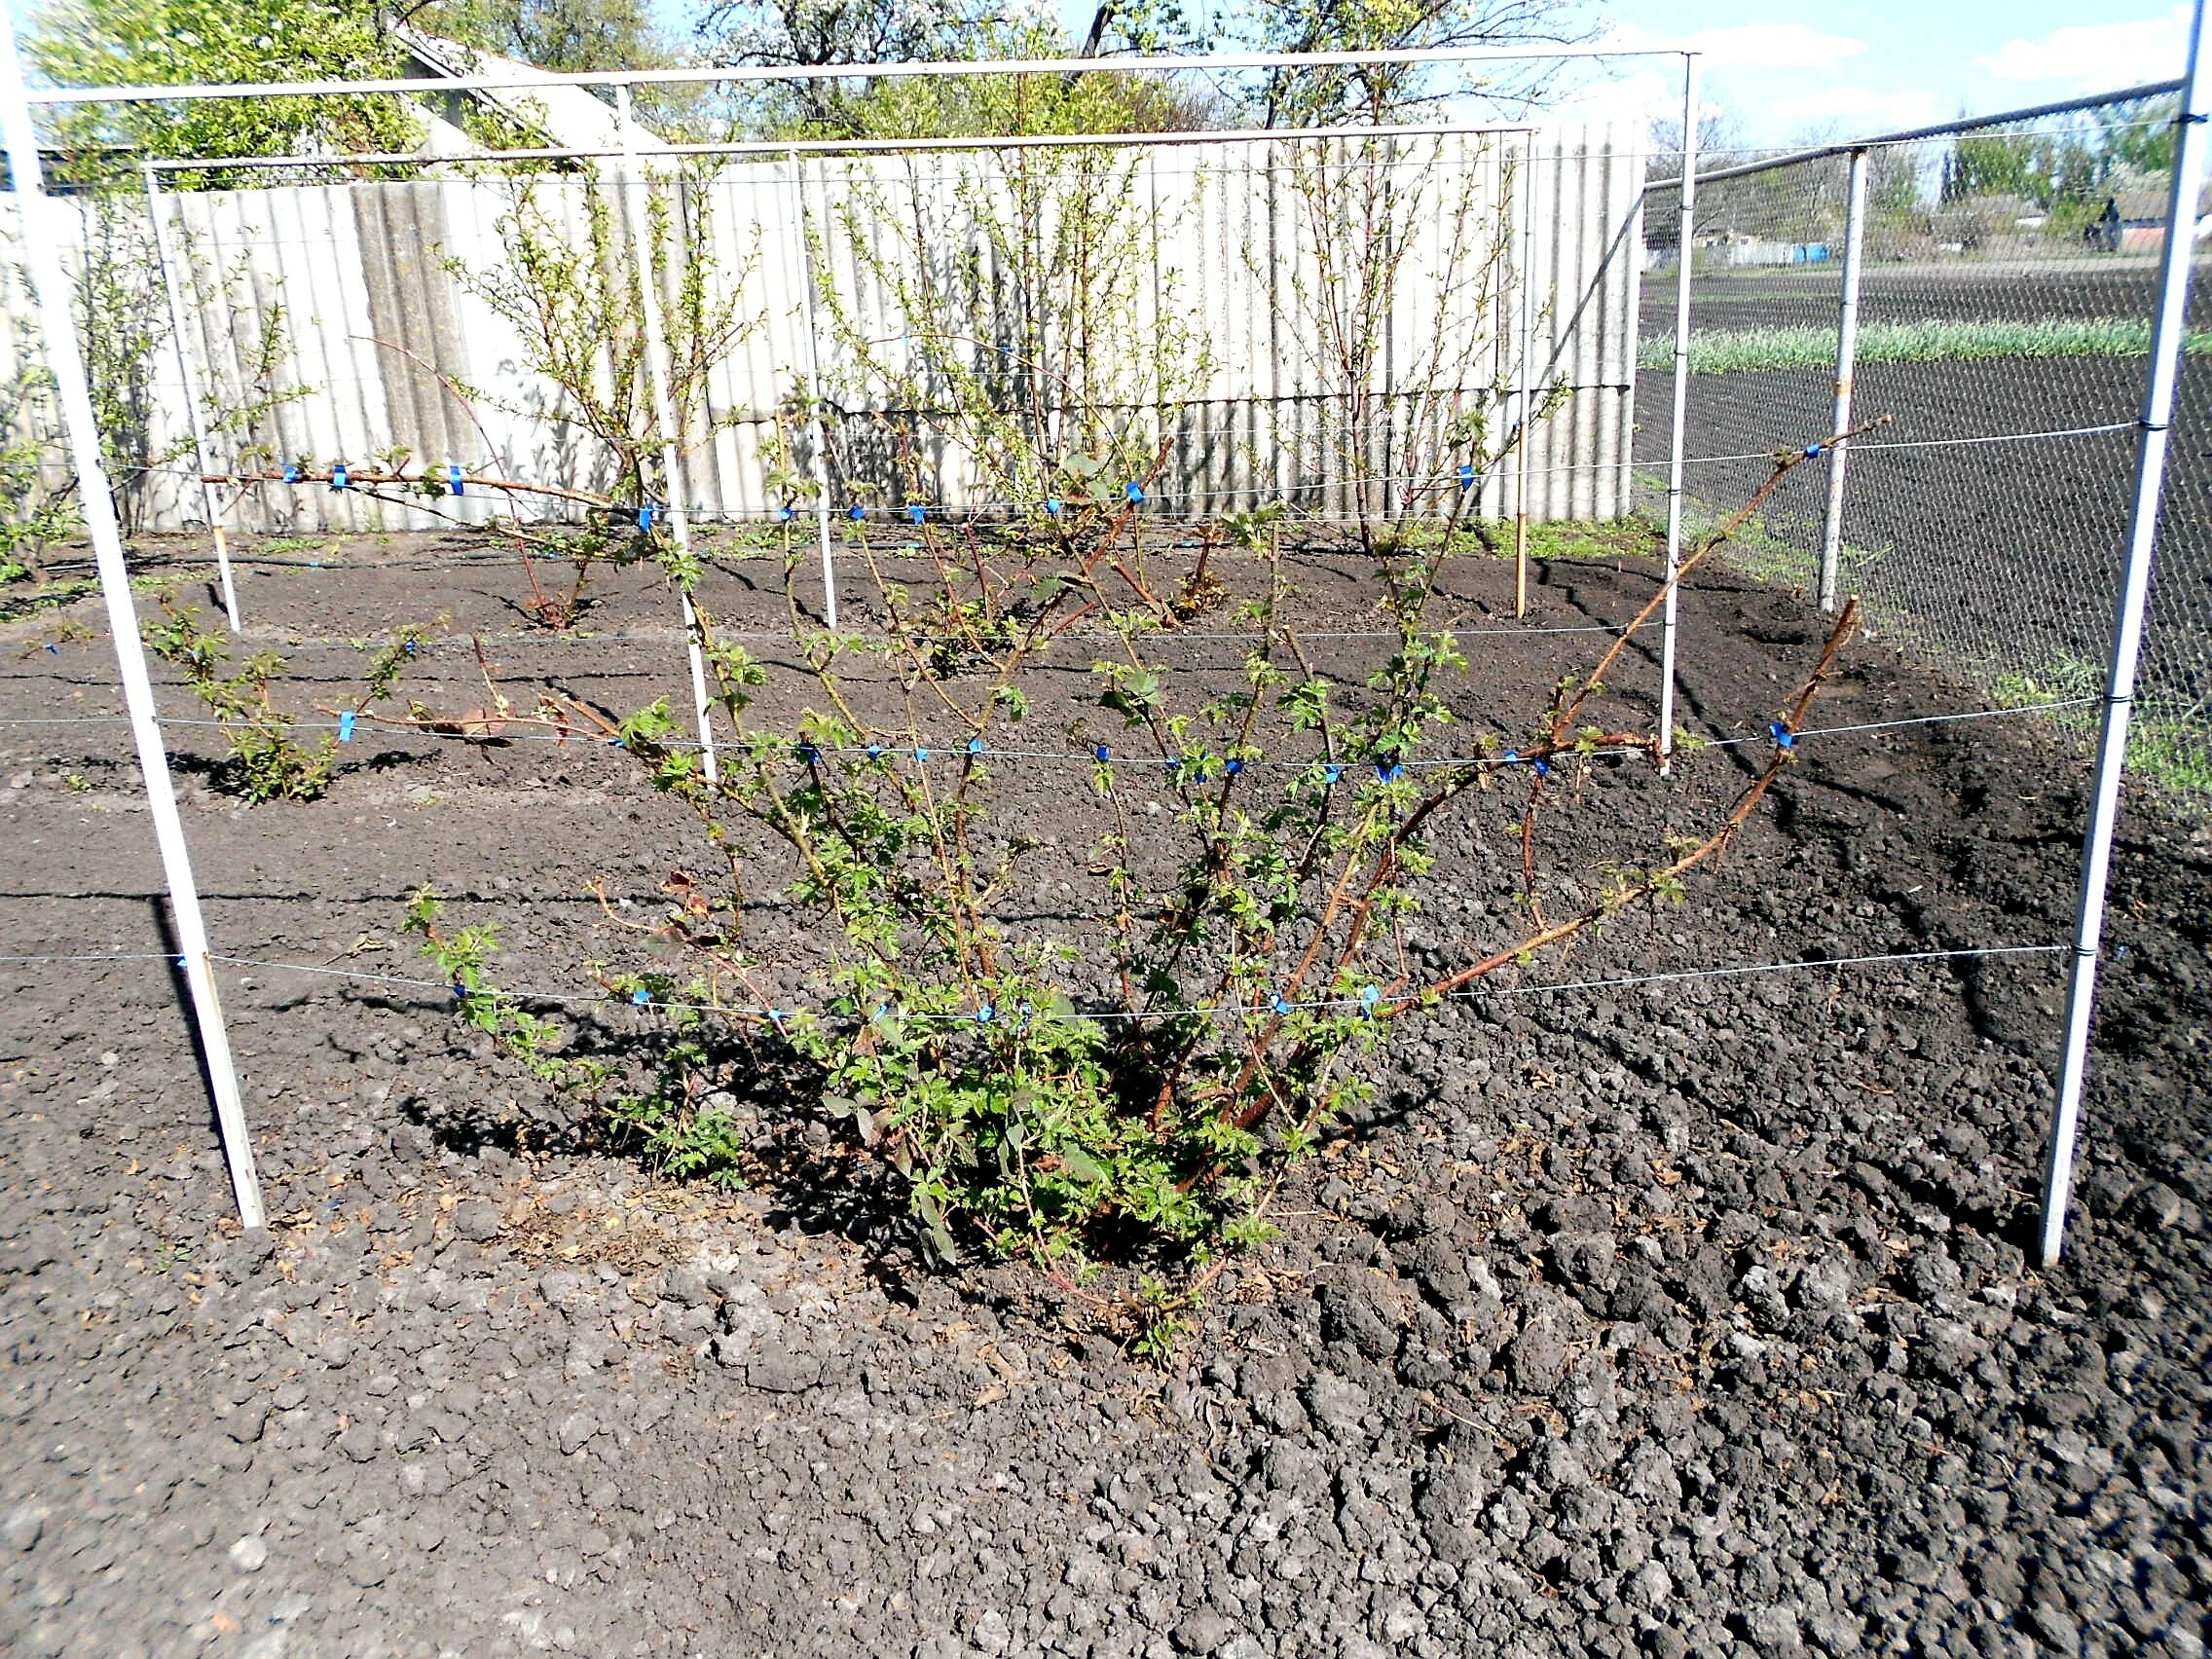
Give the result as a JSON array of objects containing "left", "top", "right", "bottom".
[
  {"left": 1324, "top": 762, "right": 1343, "bottom": 785},
  {"left": 1272, "top": 994, "right": 1291, "bottom": 1014},
  {"left": 1124, "top": 481, "right": 1145, "bottom": 504},
  {"left": 867, "top": 742, "right": 883, "bottom": 759},
  {"left": 42, "top": 642, "right": 57, "bottom": 654},
  {"left": 608, "top": 737, "right": 625, "bottom": 750},
  {"left": 1504, "top": 749, "right": 1521, "bottom": 765},
  {"left": 1360, "top": 984, "right": 1381, "bottom": 1015},
  {"left": 1376, "top": 760, "right": 1402, "bottom": 783},
  {"left": 451, "top": 980, "right": 467, "bottom": 999},
  {"left": 798, "top": 741, "right": 820, "bottom": 764},
  {"left": 448, "top": 463, "right": 463, "bottom": 496},
  {"left": 1457, "top": 463, "right": 1477, "bottom": 491},
  {"left": 330, "top": 462, "right": 349, "bottom": 491},
  {"left": 1094, "top": 744, "right": 1110, "bottom": 762},
  {"left": 1803, "top": 443, "right": 1824, "bottom": 459},
  {"left": 1225, "top": 757, "right": 1243, "bottom": 776},
  {"left": 907, "top": 503, "right": 927, "bottom": 525},
  {"left": 779, "top": 504, "right": 794, "bottom": 522},
  {"left": 967, "top": 736, "right": 984, "bottom": 756},
  {"left": 1046, "top": 497, "right": 1063, "bottom": 516},
  {"left": 1532, "top": 758, "right": 1551, "bottom": 778},
  {"left": 914, "top": 747, "right": 930, "bottom": 761},
  {"left": 1771, "top": 721, "right": 1796, "bottom": 750},
  {"left": 631, "top": 988, "right": 650, "bottom": 1006},
  {"left": 282, "top": 463, "right": 299, "bottom": 483},
  {"left": 337, "top": 710, "right": 356, "bottom": 744},
  {"left": 402, "top": 640, "right": 417, "bottom": 656},
  {"left": 638, "top": 503, "right": 656, "bottom": 531},
  {"left": 848, "top": 504, "right": 866, "bottom": 521},
  {"left": 977, "top": 1005, "right": 994, "bottom": 1023}
]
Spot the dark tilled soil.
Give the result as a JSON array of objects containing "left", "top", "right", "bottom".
[
  {"left": 1, "top": 534, "right": 2208, "bottom": 1659},
  {"left": 1635, "top": 262, "right": 2212, "bottom": 711},
  {"left": 1645, "top": 261, "right": 2212, "bottom": 336}
]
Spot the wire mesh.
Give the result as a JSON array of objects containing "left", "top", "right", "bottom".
[{"left": 1639, "top": 89, "right": 2210, "bottom": 812}]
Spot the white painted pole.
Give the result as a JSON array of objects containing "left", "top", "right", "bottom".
[
  {"left": 0, "top": 20, "right": 264, "bottom": 1228},
  {"left": 2041, "top": 0, "right": 2210, "bottom": 1269},
  {"left": 1513, "top": 129, "right": 1539, "bottom": 618},
  {"left": 614, "top": 84, "right": 719, "bottom": 783},
  {"left": 1656, "top": 52, "right": 1698, "bottom": 771},
  {"left": 1819, "top": 148, "right": 1867, "bottom": 616},
  {"left": 791, "top": 150, "right": 839, "bottom": 630},
  {"left": 142, "top": 163, "right": 240, "bottom": 632},
  {"left": 24, "top": 44, "right": 1706, "bottom": 110}
]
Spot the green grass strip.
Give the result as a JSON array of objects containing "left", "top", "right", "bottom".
[{"left": 1641, "top": 316, "right": 2212, "bottom": 374}]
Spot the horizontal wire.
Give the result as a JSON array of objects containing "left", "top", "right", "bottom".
[
  {"left": 201, "top": 940, "right": 2067, "bottom": 1026},
  {"left": 1848, "top": 421, "right": 2136, "bottom": 455},
  {"left": 0, "top": 950, "right": 188, "bottom": 965},
  {"left": 123, "top": 420, "right": 2130, "bottom": 534},
  {"left": 0, "top": 699, "right": 2097, "bottom": 778},
  {"left": 151, "top": 618, "right": 1630, "bottom": 656}
]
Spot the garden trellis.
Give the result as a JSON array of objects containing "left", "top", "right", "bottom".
[{"left": 0, "top": 15, "right": 2204, "bottom": 1274}]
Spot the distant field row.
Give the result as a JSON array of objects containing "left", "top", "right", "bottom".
[{"left": 1640, "top": 316, "right": 2212, "bottom": 374}]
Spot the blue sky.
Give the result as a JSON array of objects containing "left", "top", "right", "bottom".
[
  {"left": 1521, "top": 3, "right": 2196, "bottom": 145},
  {"left": 9, "top": 0, "right": 2189, "bottom": 149},
  {"left": 1037, "top": 1, "right": 2195, "bottom": 146}
]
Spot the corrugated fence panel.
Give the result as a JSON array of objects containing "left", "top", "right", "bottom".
[{"left": 0, "top": 125, "right": 1644, "bottom": 535}]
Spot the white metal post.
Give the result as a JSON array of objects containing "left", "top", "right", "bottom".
[
  {"left": 0, "top": 20, "right": 264, "bottom": 1228},
  {"left": 142, "top": 163, "right": 240, "bottom": 632},
  {"left": 614, "top": 84, "right": 719, "bottom": 783},
  {"left": 791, "top": 151, "right": 839, "bottom": 630},
  {"left": 1513, "top": 129, "right": 1539, "bottom": 618},
  {"left": 2041, "top": 0, "right": 2210, "bottom": 1268},
  {"left": 1819, "top": 148, "right": 1867, "bottom": 616},
  {"left": 1656, "top": 52, "right": 1698, "bottom": 769}
]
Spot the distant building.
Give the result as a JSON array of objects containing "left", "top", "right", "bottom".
[{"left": 396, "top": 29, "right": 648, "bottom": 158}]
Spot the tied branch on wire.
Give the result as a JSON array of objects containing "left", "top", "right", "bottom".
[{"left": 404, "top": 420, "right": 1882, "bottom": 1337}]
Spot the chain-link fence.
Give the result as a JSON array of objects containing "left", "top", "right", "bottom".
[{"left": 1638, "top": 87, "right": 2209, "bottom": 811}]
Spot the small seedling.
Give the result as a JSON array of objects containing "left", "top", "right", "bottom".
[{"left": 144, "top": 598, "right": 437, "bottom": 803}]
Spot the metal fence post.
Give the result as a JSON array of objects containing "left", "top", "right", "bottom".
[
  {"left": 142, "top": 163, "right": 241, "bottom": 632},
  {"left": 1656, "top": 51, "right": 1699, "bottom": 769},
  {"left": 2041, "top": 0, "right": 2210, "bottom": 1269},
  {"left": 614, "top": 83, "right": 719, "bottom": 783},
  {"left": 791, "top": 151, "right": 840, "bottom": 630},
  {"left": 1514, "top": 130, "right": 1538, "bottom": 618},
  {"left": 1819, "top": 147, "right": 1868, "bottom": 615},
  {"left": 0, "top": 19, "right": 264, "bottom": 1229}
]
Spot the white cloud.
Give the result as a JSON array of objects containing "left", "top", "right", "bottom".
[
  {"left": 1551, "top": 23, "right": 1870, "bottom": 134},
  {"left": 1544, "top": 68, "right": 1678, "bottom": 129},
  {"left": 1597, "top": 21, "right": 1867, "bottom": 72},
  {"left": 1974, "top": 6, "right": 2192, "bottom": 90},
  {"left": 1767, "top": 87, "right": 1948, "bottom": 135}
]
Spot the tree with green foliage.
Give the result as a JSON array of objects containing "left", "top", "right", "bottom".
[
  {"left": 701, "top": 0, "right": 1003, "bottom": 133},
  {"left": 409, "top": 0, "right": 680, "bottom": 75},
  {"left": 28, "top": 0, "right": 690, "bottom": 178},
  {"left": 1235, "top": 0, "right": 1584, "bottom": 127},
  {"left": 1938, "top": 102, "right": 2177, "bottom": 216},
  {"left": 28, "top": 0, "right": 420, "bottom": 183}
]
